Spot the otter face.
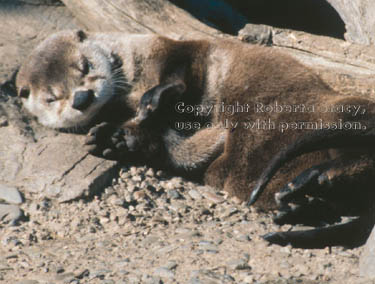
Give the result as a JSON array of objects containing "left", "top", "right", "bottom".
[{"left": 16, "top": 30, "right": 120, "bottom": 129}]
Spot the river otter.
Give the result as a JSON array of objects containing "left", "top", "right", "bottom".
[{"left": 15, "top": 30, "right": 374, "bottom": 209}]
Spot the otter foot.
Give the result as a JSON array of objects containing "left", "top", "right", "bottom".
[
  {"left": 85, "top": 122, "right": 129, "bottom": 160},
  {"left": 272, "top": 163, "right": 344, "bottom": 227},
  {"left": 262, "top": 216, "right": 372, "bottom": 249},
  {"left": 261, "top": 158, "right": 375, "bottom": 248}
]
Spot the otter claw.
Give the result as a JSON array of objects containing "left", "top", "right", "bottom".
[
  {"left": 88, "top": 122, "right": 106, "bottom": 135},
  {"left": 276, "top": 168, "right": 322, "bottom": 204},
  {"left": 102, "top": 148, "right": 114, "bottom": 159},
  {"left": 85, "top": 144, "right": 98, "bottom": 154},
  {"left": 111, "top": 137, "right": 119, "bottom": 144},
  {"left": 85, "top": 135, "right": 97, "bottom": 145},
  {"left": 262, "top": 232, "right": 290, "bottom": 247},
  {"left": 116, "top": 141, "right": 127, "bottom": 150},
  {"left": 112, "top": 129, "right": 124, "bottom": 137},
  {"left": 85, "top": 122, "right": 132, "bottom": 161}
]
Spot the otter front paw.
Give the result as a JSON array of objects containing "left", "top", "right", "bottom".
[{"left": 85, "top": 122, "right": 129, "bottom": 160}]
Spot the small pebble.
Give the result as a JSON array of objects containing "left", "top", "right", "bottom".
[
  {"left": 0, "top": 116, "right": 8, "bottom": 127},
  {"left": 154, "top": 267, "right": 175, "bottom": 279},
  {"left": 165, "top": 260, "right": 178, "bottom": 270},
  {"left": 15, "top": 281, "right": 40, "bottom": 284},
  {"left": 145, "top": 168, "right": 154, "bottom": 177},
  {"left": 198, "top": 240, "right": 218, "bottom": 252},
  {"left": 133, "top": 190, "right": 146, "bottom": 200},
  {"left": 167, "top": 189, "right": 182, "bottom": 200},
  {"left": 188, "top": 189, "right": 203, "bottom": 200},
  {"left": 226, "top": 258, "right": 251, "bottom": 270}
]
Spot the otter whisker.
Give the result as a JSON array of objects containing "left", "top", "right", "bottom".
[{"left": 111, "top": 80, "right": 132, "bottom": 87}]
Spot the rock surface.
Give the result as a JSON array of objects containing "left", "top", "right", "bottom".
[
  {"left": 327, "top": 0, "right": 375, "bottom": 45},
  {"left": 0, "top": 94, "right": 118, "bottom": 203},
  {"left": 0, "top": 0, "right": 79, "bottom": 81},
  {"left": 60, "top": 0, "right": 225, "bottom": 40},
  {"left": 0, "top": 185, "right": 23, "bottom": 204},
  {"left": 0, "top": 204, "right": 23, "bottom": 225},
  {"left": 238, "top": 23, "right": 375, "bottom": 99},
  {"left": 360, "top": 219, "right": 375, "bottom": 278}
]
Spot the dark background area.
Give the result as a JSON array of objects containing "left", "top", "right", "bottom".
[{"left": 171, "top": 0, "right": 346, "bottom": 39}]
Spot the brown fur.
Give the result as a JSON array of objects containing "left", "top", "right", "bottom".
[
  {"left": 16, "top": 30, "right": 375, "bottom": 210},
  {"left": 204, "top": 96, "right": 375, "bottom": 208}
]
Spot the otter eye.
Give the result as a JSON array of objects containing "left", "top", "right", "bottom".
[
  {"left": 82, "top": 58, "right": 93, "bottom": 75},
  {"left": 19, "top": 87, "right": 30, "bottom": 99},
  {"left": 45, "top": 87, "right": 58, "bottom": 104},
  {"left": 45, "top": 95, "right": 57, "bottom": 104},
  {"left": 46, "top": 96, "right": 57, "bottom": 104}
]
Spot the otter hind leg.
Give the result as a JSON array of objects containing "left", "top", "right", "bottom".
[{"left": 263, "top": 156, "right": 375, "bottom": 248}]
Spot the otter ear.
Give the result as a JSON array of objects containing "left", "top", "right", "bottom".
[
  {"left": 76, "top": 30, "right": 87, "bottom": 42},
  {"left": 135, "top": 81, "right": 186, "bottom": 124}
]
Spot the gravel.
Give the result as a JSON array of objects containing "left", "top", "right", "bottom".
[{"left": 0, "top": 165, "right": 368, "bottom": 283}]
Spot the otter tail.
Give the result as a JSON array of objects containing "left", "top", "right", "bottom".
[{"left": 248, "top": 127, "right": 375, "bottom": 206}]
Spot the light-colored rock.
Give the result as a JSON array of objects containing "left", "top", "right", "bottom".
[
  {"left": 238, "top": 24, "right": 375, "bottom": 98},
  {"left": 0, "top": 116, "right": 8, "bottom": 127},
  {"left": 154, "top": 267, "right": 175, "bottom": 279},
  {"left": 327, "top": 0, "right": 375, "bottom": 45},
  {"left": 188, "top": 189, "right": 203, "bottom": 200},
  {"left": 0, "top": 204, "right": 23, "bottom": 225},
  {"left": 0, "top": 184, "right": 23, "bottom": 204},
  {"left": 226, "top": 258, "right": 251, "bottom": 271},
  {"left": 60, "top": 0, "right": 225, "bottom": 40},
  {"left": 0, "top": 0, "right": 79, "bottom": 81},
  {"left": 15, "top": 280, "right": 40, "bottom": 284},
  {"left": 20, "top": 133, "right": 118, "bottom": 202},
  {"left": 198, "top": 240, "right": 218, "bottom": 253},
  {"left": 238, "top": 23, "right": 272, "bottom": 45},
  {"left": 199, "top": 186, "right": 225, "bottom": 204},
  {"left": 360, "top": 224, "right": 375, "bottom": 278},
  {"left": 0, "top": 98, "right": 118, "bottom": 203}
]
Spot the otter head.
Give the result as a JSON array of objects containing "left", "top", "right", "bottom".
[{"left": 16, "top": 30, "right": 122, "bottom": 129}]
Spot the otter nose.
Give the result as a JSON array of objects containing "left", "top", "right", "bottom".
[{"left": 72, "top": 90, "right": 94, "bottom": 111}]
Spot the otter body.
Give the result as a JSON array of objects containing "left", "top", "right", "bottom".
[{"left": 16, "top": 30, "right": 374, "bottom": 209}]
